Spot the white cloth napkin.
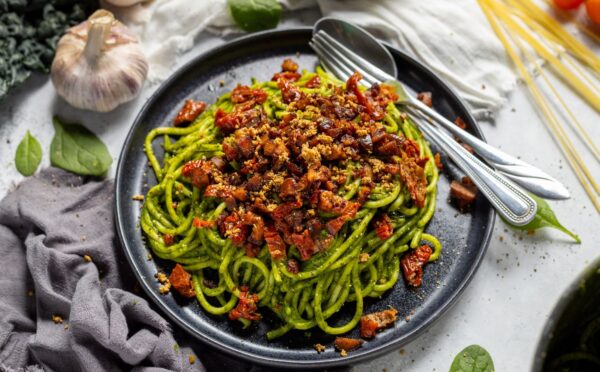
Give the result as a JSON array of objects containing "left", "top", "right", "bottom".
[{"left": 104, "top": 0, "right": 515, "bottom": 115}]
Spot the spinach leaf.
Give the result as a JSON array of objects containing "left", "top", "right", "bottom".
[
  {"left": 50, "top": 117, "right": 112, "bottom": 176},
  {"left": 15, "top": 130, "right": 42, "bottom": 176},
  {"left": 450, "top": 344, "right": 495, "bottom": 372},
  {"left": 228, "top": 0, "right": 281, "bottom": 32},
  {"left": 503, "top": 193, "right": 580, "bottom": 243}
]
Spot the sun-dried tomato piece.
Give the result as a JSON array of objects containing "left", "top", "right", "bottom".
[
  {"left": 359, "top": 308, "right": 398, "bottom": 338},
  {"left": 163, "top": 234, "right": 175, "bottom": 246},
  {"left": 402, "top": 138, "right": 420, "bottom": 158},
  {"left": 231, "top": 84, "right": 267, "bottom": 104},
  {"left": 174, "top": 99, "right": 206, "bottom": 126},
  {"left": 400, "top": 245, "right": 433, "bottom": 287},
  {"left": 229, "top": 290, "right": 261, "bottom": 321},
  {"left": 398, "top": 154, "right": 427, "bottom": 208},
  {"left": 279, "top": 178, "right": 297, "bottom": 200},
  {"left": 325, "top": 202, "right": 359, "bottom": 235},
  {"left": 182, "top": 160, "right": 214, "bottom": 189},
  {"left": 286, "top": 258, "right": 300, "bottom": 274},
  {"left": 290, "top": 230, "right": 316, "bottom": 261},
  {"left": 218, "top": 213, "right": 248, "bottom": 247},
  {"left": 434, "top": 153, "right": 443, "bottom": 170},
  {"left": 281, "top": 58, "right": 299, "bottom": 72},
  {"left": 373, "top": 214, "right": 393, "bottom": 240},
  {"left": 265, "top": 224, "right": 286, "bottom": 261},
  {"left": 193, "top": 218, "right": 215, "bottom": 228},
  {"left": 305, "top": 75, "right": 321, "bottom": 88},
  {"left": 169, "top": 264, "right": 196, "bottom": 298},
  {"left": 454, "top": 117, "right": 468, "bottom": 130},
  {"left": 416, "top": 92, "right": 433, "bottom": 107},
  {"left": 334, "top": 337, "right": 364, "bottom": 352},
  {"left": 272, "top": 71, "right": 301, "bottom": 82},
  {"left": 277, "top": 78, "right": 303, "bottom": 103},
  {"left": 450, "top": 176, "right": 478, "bottom": 210},
  {"left": 243, "top": 211, "right": 265, "bottom": 245}
]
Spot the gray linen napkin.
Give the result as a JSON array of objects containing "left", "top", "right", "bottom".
[{"left": 0, "top": 168, "right": 253, "bottom": 372}]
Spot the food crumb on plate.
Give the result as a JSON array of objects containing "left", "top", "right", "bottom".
[
  {"left": 52, "top": 315, "right": 63, "bottom": 324},
  {"left": 313, "top": 343, "right": 326, "bottom": 353},
  {"left": 189, "top": 354, "right": 196, "bottom": 364},
  {"left": 132, "top": 194, "right": 145, "bottom": 201},
  {"left": 156, "top": 272, "right": 171, "bottom": 294},
  {"left": 83, "top": 255, "right": 92, "bottom": 262}
]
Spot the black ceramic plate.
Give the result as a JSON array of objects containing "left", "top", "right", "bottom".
[{"left": 115, "top": 28, "right": 494, "bottom": 369}]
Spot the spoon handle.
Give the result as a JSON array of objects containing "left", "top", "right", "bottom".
[
  {"left": 408, "top": 107, "right": 538, "bottom": 226},
  {"left": 404, "top": 99, "right": 570, "bottom": 200}
]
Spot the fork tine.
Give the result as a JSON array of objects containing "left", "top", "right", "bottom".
[
  {"left": 316, "top": 30, "right": 395, "bottom": 82},
  {"left": 309, "top": 40, "right": 354, "bottom": 82},
  {"left": 312, "top": 34, "right": 378, "bottom": 87}
]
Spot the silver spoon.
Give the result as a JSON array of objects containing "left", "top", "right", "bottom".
[{"left": 313, "top": 17, "right": 570, "bottom": 201}]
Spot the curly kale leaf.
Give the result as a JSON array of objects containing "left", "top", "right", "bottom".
[{"left": 0, "top": 0, "right": 98, "bottom": 101}]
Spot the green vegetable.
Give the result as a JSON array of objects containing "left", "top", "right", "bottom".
[
  {"left": 503, "top": 193, "right": 580, "bottom": 243},
  {"left": 15, "top": 130, "right": 42, "bottom": 176},
  {"left": 450, "top": 345, "right": 495, "bottom": 372},
  {"left": 228, "top": 0, "right": 281, "bottom": 32},
  {"left": 50, "top": 117, "right": 112, "bottom": 176},
  {"left": 0, "top": 1, "right": 97, "bottom": 100}
]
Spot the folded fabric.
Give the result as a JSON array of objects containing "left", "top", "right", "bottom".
[{"left": 0, "top": 168, "right": 210, "bottom": 371}]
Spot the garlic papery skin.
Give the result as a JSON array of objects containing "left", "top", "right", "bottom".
[
  {"left": 51, "top": 10, "right": 149, "bottom": 113},
  {"left": 103, "top": 0, "right": 147, "bottom": 7}
]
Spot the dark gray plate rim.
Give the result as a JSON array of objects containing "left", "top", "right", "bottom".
[{"left": 115, "top": 27, "right": 495, "bottom": 369}]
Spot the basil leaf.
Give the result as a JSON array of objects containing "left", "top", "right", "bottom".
[
  {"left": 15, "top": 130, "right": 42, "bottom": 177},
  {"left": 50, "top": 117, "right": 112, "bottom": 176},
  {"left": 228, "top": 0, "right": 281, "bottom": 32},
  {"left": 503, "top": 193, "right": 580, "bottom": 243},
  {"left": 450, "top": 345, "right": 495, "bottom": 372}
]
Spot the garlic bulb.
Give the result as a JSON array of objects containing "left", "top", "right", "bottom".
[
  {"left": 103, "top": 0, "right": 147, "bottom": 7},
  {"left": 51, "top": 10, "right": 148, "bottom": 112}
]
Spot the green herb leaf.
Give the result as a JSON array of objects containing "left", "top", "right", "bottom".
[
  {"left": 15, "top": 130, "right": 42, "bottom": 176},
  {"left": 503, "top": 193, "right": 580, "bottom": 243},
  {"left": 228, "top": 0, "right": 281, "bottom": 32},
  {"left": 450, "top": 345, "right": 495, "bottom": 372},
  {"left": 50, "top": 117, "right": 112, "bottom": 176}
]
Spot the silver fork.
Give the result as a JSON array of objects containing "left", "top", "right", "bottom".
[
  {"left": 311, "top": 29, "right": 568, "bottom": 200},
  {"left": 310, "top": 30, "right": 539, "bottom": 226}
]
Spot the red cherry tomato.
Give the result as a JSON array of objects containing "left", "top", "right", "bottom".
[
  {"left": 586, "top": 0, "right": 600, "bottom": 23},
  {"left": 553, "top": 0, "right": 584, "bottom": 9}
]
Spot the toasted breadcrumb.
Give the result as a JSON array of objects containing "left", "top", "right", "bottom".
[
  {"left": 314, "top": 343, "right": 326, "bottom": 353},
  {"left": 156, "top": 272, "right": 169, "bottom": 284},
  {"left": 189, "top": 354, "right": 196, "bottom": 364},
  {"left": 340, "top": 350, "right": 347, "bottom": 357},
  {"left": 159, "top": 282, "right": 172, "bottom": 294},
  {"left": 132, "top": 194, "right": 145, "bottom": 201},
  {"left": 52, "top": 315, "right": 63, "bottom": 324},
  {"left": 156, "top": 271, "right": 172, "bottom": 294},
  {"left": 83, "top": 255, "right": 92, "bottom": 262},
  {"left": 359, "top": 253, "right": 370, "bottom": 263}
]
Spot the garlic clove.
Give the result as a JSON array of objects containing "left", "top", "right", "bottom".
[{"left": 51, "top": 10, "right": 149, "bottom": 113}]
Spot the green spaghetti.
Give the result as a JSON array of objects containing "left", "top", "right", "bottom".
[{"left": 140, "top": 59, "right": 441, "bottom": 340}]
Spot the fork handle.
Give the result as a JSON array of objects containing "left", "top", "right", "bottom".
[
  {"left": 409, "top": 108, "right": 538, "bottom": 226},
  {"left": 403, "top": 99, "right": 570, "bottom": 200}
]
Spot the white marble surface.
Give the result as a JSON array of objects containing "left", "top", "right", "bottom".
[{"left": 1, "top": 9, "right": 599, "bottom": 372}]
